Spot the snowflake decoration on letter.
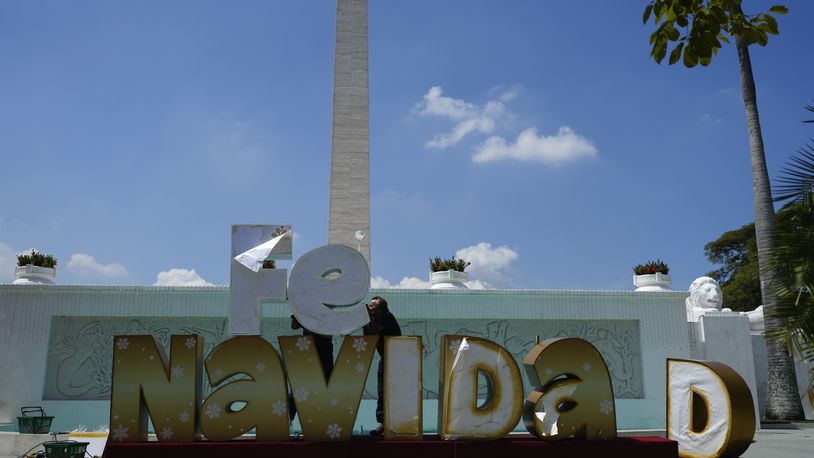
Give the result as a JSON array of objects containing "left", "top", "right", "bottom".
[
  {"left": 213, "top": 368, "right": 224, "bottom": 379},
  {"left": 355, "top": 363, "right": 366, "bottom": 374},
  {"left": 116, "top": 338, "right": 129, "bottom": 351},
  {"left": 294, "top": 387, "right": 309, "bottom": 403},
  {"left": 178, "top": 411, "right": 191, "bottom": 423},
  {"left": 448, "top": 339, "right": 462, "bottom": 353},
  {"left": 581, "top": 362, "right": 593, "bottom": 373},
  {"left": 159, "top": 426, "right": 173, "bottom": 440},
  {"left": 256, "top": 362, "right": 267, "bottom": 373},
  {"left": 205, "top": 403, "right": 221, "bottom": 419},
  {"left": 272, "top": 400, "right": 286, "bottom": 417},
  {"left": 544, "top": 368, "right": 553, "bottom": 377},
  {"left": 112, "top": 425, "right": 129, "bottom": 442},
  {"left": 326, "top": 423, "right": 342, "bottom": 439},
  {"left": 599, "top": 399, "right": 614, "bottom": 415},
  {"left": 296, "top": 337, "right": 311, "bottom": 351},
  {"left": 184, "top": 337, "right": 196, "bottom": 349},
  {"left": 329, "top": 398, "right": 338, "bottom": 406},
  {"left": 171, "top": 365, "right": 185, "bottom": 379},
  {"left": 352, "top": 337, "right": 368, "bottom": 353}
]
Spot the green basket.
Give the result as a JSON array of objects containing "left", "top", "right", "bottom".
[
  {"left": 43, "top": 441, "right": 89, "bottom": 458},
  {"left": 17, "top": 406, "right": 53, "bottom": 434}
]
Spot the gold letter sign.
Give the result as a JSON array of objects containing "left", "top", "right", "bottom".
[
  {"left": 279, "top": 335, "right": 378, "bottom": 441},
  {"left": 438, "top": 336, "right": 523, "bottom": 440},
  {"left": 667, "top": 359, "right": 755, "bottom": 458},
  {"left": 384, "top": 336, "right": 423, "bottom": 440},
  {"left": 200, "top": 336, "right": 290, "bottom": 441},
  {"left": 109, "top": 335, "right": 203, "bottom": 442},
  {"left": 522, "top": 337, "right": 617, "bottom": 440}
]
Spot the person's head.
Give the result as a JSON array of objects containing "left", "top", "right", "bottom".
[
  {"left": 687, "top": 276, "right": 723, "bottom": 310},
  {"left": 367, "top": 296, "right": 388, "bottom": 320}
]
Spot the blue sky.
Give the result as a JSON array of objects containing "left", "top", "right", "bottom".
[{"left": 1, "top": 1, "right": 812, "bottom": 293}]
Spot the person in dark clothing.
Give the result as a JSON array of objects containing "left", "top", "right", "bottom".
[
  {"left": 289, "top": 315, "right": 334, "bottom": 421},
  {"left": 362, "top": 296, "right": 401, "bottom": 436}
]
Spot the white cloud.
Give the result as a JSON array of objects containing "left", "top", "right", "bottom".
[
  {"left": 0, "top": 243, "right": 16, "bottom": 283},
  {"left": 473, "top": 127, "right": 598, "bottom": 164},
  {"left": 154, "top": 268, "right": 214, "bottom": 287},
  {"left": 464, "top": 279, "right": 490, "bottom": 290},
  {"left": 455, "top": 243, "right": 519, "bottom": 287},
  {"left": 488, "top": 84, "right": 523, "bottom": 102},
  {"left": 414, "top": 86, "right": 510, "bottom": 148},
  {"left": 371, "top": 276, "right": 431, "bottom": 289},
  {"left": 701, "top": 113, "right": 723, "bottom": 125},
  {"left": 371, "top": 242, "right": 518, "bottom": 290},
  {"left": 67, "top": 253, "right": 129, "bottom": 277}
]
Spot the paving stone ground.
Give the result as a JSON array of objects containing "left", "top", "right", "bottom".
[{"left": 2, "top": 425, "right": 813, "bottom": 457}]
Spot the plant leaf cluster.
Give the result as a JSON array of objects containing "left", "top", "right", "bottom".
[
  {"left": 643, "top": 0, "right": 787, "bottom": 67},
  {"left": 17, "top": 250, "right": 57, "bottom": 268},
  {"left": 704, "top": 206, "right": 801, "bottom": 312},
  {"left": 766, "top": 117, "right": 814, "bottom": 359},
  {"left": 632, "top": 259, "right": 670, "bottom": 275},
  {"left": 429, "top": 256, "right": 470, "bottom": 273}
]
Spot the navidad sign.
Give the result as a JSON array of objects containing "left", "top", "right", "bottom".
[{"left": 108, "top": 225, "right": 756, "bottom": 458}]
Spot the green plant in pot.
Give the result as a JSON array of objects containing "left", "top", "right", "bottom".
[
  {"left": 17, "top": 250, "right": 58, "bottom": 269},
  {"left": 429, "top": 256, "right": 471, "bottom": 289},
  {"left": 632, "top": 259, "right": 669, "bottom": 275},
  {"left": 430, "top": 256, "right": 470, "bottom": 273},
  {"left": 14, "top": 250, "right": 58, "bottom": 285},
  {"left": 632, "top": 259, "right": 672, "bottom": 291}
]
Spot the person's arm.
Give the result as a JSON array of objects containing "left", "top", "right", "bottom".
[{"left": 384, "top": 313, "right": 401, "bottom": 337}]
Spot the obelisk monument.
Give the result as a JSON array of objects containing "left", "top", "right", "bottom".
[{"left": 328, "top": 0, "right": 371, "bottom": 266}]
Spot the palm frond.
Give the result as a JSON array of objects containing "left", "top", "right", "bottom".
[
  {"left": 774, "top": 143, "right": 814, "bottom": 207},
  {"left": 766, "top": 286, "right": 814, "bottom": 363}
]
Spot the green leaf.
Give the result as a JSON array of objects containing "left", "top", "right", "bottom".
[
  {"left": 718, "top": 34, "right": 730, "bottom": 44},
  {"left": 756, "top": 30, "right": 769, "bottom": 46},
  {"left": 643, "top": 4, "right": 654, "bottom": 24},
  {"left": 764, "top": 15, "right": 779, "bottom": 35},
  {"left": 683, "top": 46, "right": 698, "bottom": 67},
  {"left": 666, "top": 6, "right": 677, "bottom": 22},
  {"left": 769, "top": 5, "right": 789, "bottom": 15},
  {"left": 669, "top": 42, "right": 684, "bottom": 65},
  {"left": 654, "top": 37, "right": 668, "bottom": 63},
  {"left": 655, "top": 2, "right": 667, "bottom": 22},
  {"left": 667, "top": 25, "right": 680, "bottom": 41},
  {"left": 695, "top": 35, "right": 711, "bottom": 59},
  {"left": 699, "top": 55, "right": 712, "bottom": 66},
  {"left": 710, "top": 6, "right": 728, "bottom": 24}
]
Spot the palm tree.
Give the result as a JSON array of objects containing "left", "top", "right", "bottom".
[
  {"left": 643, "top": 1, "right": 804, "bottom": 419},
  {"left": 770, "top": 104, "right": 814, "bottom": 362}
]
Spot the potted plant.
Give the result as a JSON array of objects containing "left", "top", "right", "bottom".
[
  {"left": 14, "top": 250, "right": 58, "bottom": 285},
  {"left": 632, "top": 259, "right": 671, "bottom": 291},
  {"left": 429, "top": 256, "right": 471, "bottom": 289}
]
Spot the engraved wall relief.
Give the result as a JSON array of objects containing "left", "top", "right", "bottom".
[{"left": 45, "top": 317, "right": 642, "bottom": 400}]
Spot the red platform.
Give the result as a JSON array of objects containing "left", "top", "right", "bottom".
[{"left": 104, "top": 436, "right": 677, "bottom": 458}]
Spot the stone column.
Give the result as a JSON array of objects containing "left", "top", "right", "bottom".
[{"left": 328, "top": 0, "right": 370, "bottom": 266}]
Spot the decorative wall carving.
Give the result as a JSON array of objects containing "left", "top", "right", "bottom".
[{"left": 45, "top": 317, "right": 642, "bottom": 400}]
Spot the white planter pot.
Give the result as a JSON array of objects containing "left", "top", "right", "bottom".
[
  {"left": 633, "top": 273, "right": 671, "bottom": 292},
  {"left": 13, "top": 265, "right": 56, "bottom": 285},
  {"left": 430, "top": 270, "right": 468, "bottom": 289}
]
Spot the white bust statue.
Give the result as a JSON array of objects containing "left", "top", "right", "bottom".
[{"left": 686, "top": 276, "right": 732, "bottom": 321}]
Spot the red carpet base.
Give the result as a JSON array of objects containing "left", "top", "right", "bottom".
[{"left": 104, "top": 436, "right": 677, "bottom": 458}]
